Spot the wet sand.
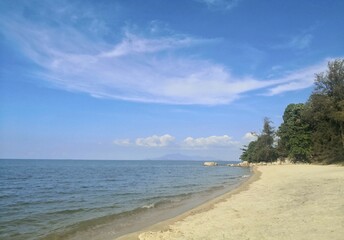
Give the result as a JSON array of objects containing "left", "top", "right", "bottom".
[{"left": 118, "top": 165, "right": 344, "bottom": 240}]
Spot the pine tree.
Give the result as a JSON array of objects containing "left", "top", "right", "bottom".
[{"left": 240, "top": 118, "right": 277, "bottom": 163}]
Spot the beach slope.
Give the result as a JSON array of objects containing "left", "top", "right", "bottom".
[{"left": 118, "top": 165, "right": 344, "bottom": 240}]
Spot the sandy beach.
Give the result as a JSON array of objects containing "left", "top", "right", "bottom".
[{"left": 118, "top": 165, "right": 344, "bottom": 240}]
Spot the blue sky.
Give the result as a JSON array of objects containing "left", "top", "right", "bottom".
[{"left": 0, "top": 0, "right": 343, "bottom": 160}]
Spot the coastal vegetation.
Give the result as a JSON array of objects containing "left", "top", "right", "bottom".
[
  {"left": 240, "top": 118, "right": 277, "bottom": 163},
  {"left": 241, "top": 59, "right": 344, "bottom": 164}
]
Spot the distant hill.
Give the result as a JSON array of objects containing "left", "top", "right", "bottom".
[{"left": 146, "top": 153, "right": 220, "bottom": 161}]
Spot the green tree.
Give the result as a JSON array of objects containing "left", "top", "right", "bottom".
[
  {"left": 241, "top": 59, "right": 344, "bottom": 164},
  {"left": 240, "top": 118, "right": 278, "bottom": 163},
  {"left": 277, "top": 103, "right": 311, "bottom": 162},
  {"left": 240, "top": 140, "right": 257, "bottom": 162},
  {"left": 304, "top": 59, "right": 344, "bottom": 163}
]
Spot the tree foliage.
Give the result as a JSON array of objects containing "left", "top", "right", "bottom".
[
  {"left": 303, "top": 59, "right": 344, "bottom": 163},
  {"left": 240, "top": 59, "right": 344, "bottom": 164},
  {"left": 277, "top": 103, "right": 312, "bottom": 162},
  {"left": 240, "top": 118, "right": 277, "bottom": 163}
]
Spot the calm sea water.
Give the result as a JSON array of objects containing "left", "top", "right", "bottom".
[{"left": 0, "top": 159, "right": 250, "bottom": 240}]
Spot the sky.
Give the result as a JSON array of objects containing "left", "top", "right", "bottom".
[{"left": 0, "top": 0, "right": 343, "bottom": 160}]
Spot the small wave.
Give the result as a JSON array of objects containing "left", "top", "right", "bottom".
[
  {"left": 46, "top": 208, "right": 87, "bottom": 215},
  {"left": 41, "top": 196, "right": 190, "bottom": 239},
  {"left": 0, "top": 194, "right": 16, "bottom": 199},
  {"left": 241, "top": 174, "right": 250, "bottom": 178},
  {"left": 141, "top": 203, "right": 155, "bottom": 209},
  {"left": 172, "top": 183, "right": 198, "bottom": 189},
  {"left": 227, "top": 176, "right": 240, "bottom": 180},
  {"left": 6, "top": 199, "right": 64, "bottom": 208},
  {"left": 41, "top": 182, "right": 248, "bottom": 239},
  {"left": 144, "top": 192, "right": 193, "bottom": 203},
  {"left": 41, "top": 205, "right": 160, "bottom": 239}
]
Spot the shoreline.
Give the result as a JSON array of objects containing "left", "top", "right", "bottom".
[
  {"left": 117, "top": 165, "right": 344, "bottom": 240},
  {"left": 40, "top": 163, "right": 250, "bottom": 240},
  {"left": 117, "top": 166, "right": 260, "bottom": 240}
]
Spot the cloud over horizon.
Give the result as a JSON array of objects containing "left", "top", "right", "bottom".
[
  {"left": 135, "top": 134, "right": 175, "bottom": 147},
  {"left": 114, "top": 134, "right": 241, "bottom": 149},
  {"left": 182, "top": 135, "right": 238, "bottom": 148},
  {"left": 113, "top": 139, "right": 131, "bottom": 146}
]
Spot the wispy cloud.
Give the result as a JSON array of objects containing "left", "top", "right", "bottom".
[
  {"left": 182, "top": 135, "right": 238, "bottom": 148},
  {"left": 196, "top": 0, "right": 242, "bottom": 10},
  {"left": 0, "top": 5, "right": 335, "bottom": 105},
  {"left": 113, "top": 139, "right": 131, "bottom": 146},
  {"left": 273, "top": 32, "right": 313, "bottom": 50},
  {"left": 100, "top": 31, "right": 206, "bottom": 58},
  {"left": 289, "top": 34, "right": 313, "bottom": 49},
  {"left": 265, "top": 60, "right": 329, "bottom": 95}
]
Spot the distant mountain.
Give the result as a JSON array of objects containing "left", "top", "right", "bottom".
[{"left": 146, "top": 153, "right": 220, "bottom": 161}]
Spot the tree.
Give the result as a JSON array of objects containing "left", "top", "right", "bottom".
[
  {"left": 240, "top": 140, "right": 257, "bottom": 162},
  {"left": 241, "top": 59, "right": 344, "bottom": 164},
  {"left": 240, "top": 118, "right": 278, "bottom": 163},
  {"left": 304, "top": 59, "right": 344, "bottom": 163},
  {"left": 277, "top": 103, "right": 312, "bottom": 162},
  {"left": 314, "top": 59, "right": 344, "bottom": 148}
]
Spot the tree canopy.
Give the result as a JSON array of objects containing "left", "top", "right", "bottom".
[
  {"left": 277, "top": 103, "right": 311, "bottom": 162},
  {"left": 240, "top": 118, "right": 277, "bottom": 163},
  {"left": 303, "top": 59, "right": 344, "bottom": 163},
  {"left": 241, "top": 59, "right": 344, "bottom": 164}
]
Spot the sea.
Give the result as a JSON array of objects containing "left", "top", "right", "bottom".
[{"left": 0, "top": 159, "right": 251, "bottom": 240}]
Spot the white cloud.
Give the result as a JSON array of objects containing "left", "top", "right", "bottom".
[
  {"left": 0, "top": 11, "right": 337, "bottom": 105},
  {"left": 196, "top": 0, "right": 242, "bottom": 10},
  {"left": 113, "top": 139, "right": 131, "bottom": 146},
  {"left": 136, "top": 134, "right": 175, "bottom": 147},
  {"left": 183, "top": 135, "right": 238, "bottom": 148},
  {"left": 114, "top": 134, "right": 241, "bottom": 148},
  {"left": 243, "top": 132, "right": 258, "bottom": 142}
]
